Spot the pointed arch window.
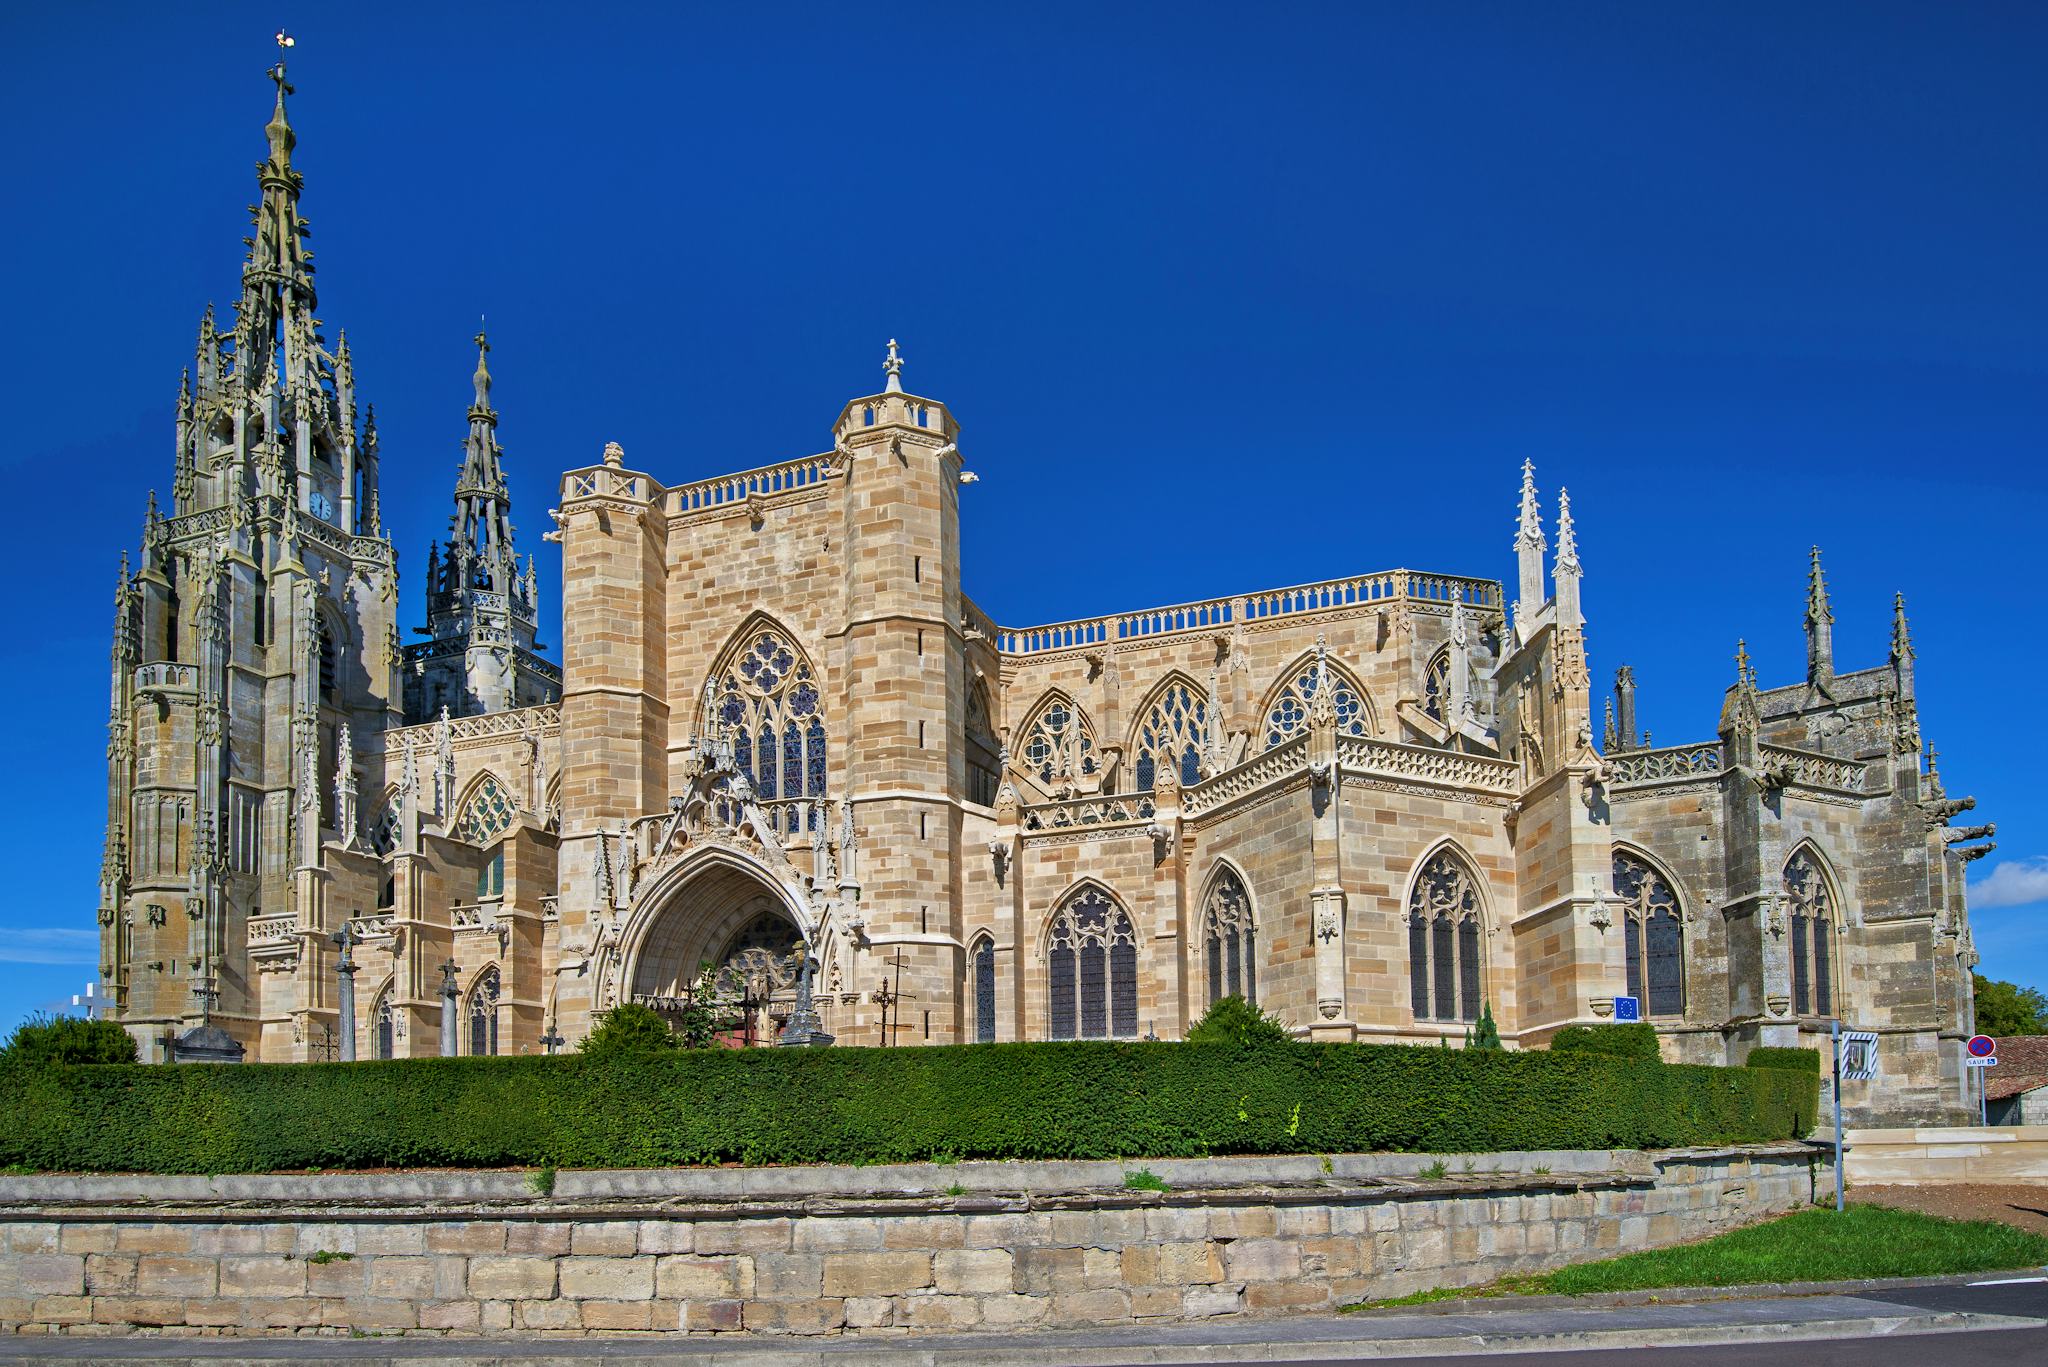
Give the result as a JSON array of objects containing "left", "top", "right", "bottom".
[
  {"left": 317, "top": 620, "right": 338, "bottom": 702},
  {"left": 966, "top": 686, "right": 1001, "bottom": 807},
  {"left": 1422, "top": 647, "right": 1452, "bottom": 723},
  {"left": 372, "top": 989, "right": 394, "bottom": 1060},
  {"left": 1203, "top": 868, "right": 1258, "bottom": 1006},
  {"left": 972, "top": 935, "right": 997, "bottom": 1043},
  {"left": 453, "top": 774, "right": 516, "bottom": 845},
  {"left": 1408, "top": 848, "right": 1483, "bottom": 1023},
  {"left": 368, "top": 800, "right": 400, "bottom": 856},
  {"left": 468, "top": 967, "right": 500, "bottom": 1056},
  {"left": 1264, "top": 658, "right": 1371, "bottom": 749},
  {"left": 716, "top": 630, "right": 828, "bottom": 831},
  {"left": 1784, "top": 848, "right": 1837, "bottom": 1017},
  {"left": 1615, "top": 851, "right": 1685, "bottom": 1017},
  {"left": 1021, "top": 698, "right": 1095, "bottom": 787},
  {"left": 1133, "top": 681, "right": 1207, "bottom": 792},
  {"left": 1047, "top": 887, "right": 1138, "bottom": 1040}
]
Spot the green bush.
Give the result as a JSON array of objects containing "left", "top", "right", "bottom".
[
  {"left": 1466, "top": 1002, "right": 1503, "bottom": 1051},
  {"left": 0, "top": 1041, "right": 1816, "bottom": 1175},
  {"left": 1186, "top": 995, "right": 1291, "bottom": 1047},
  {"left": 0, "top": 1014, "right": 136, "bottom": 1066},
  {"left": 1550, "top": 1022, "right": 1662, "bottom": 1061},
  {"left": 1745, "top": 1047, "right": 1821, "bottom": 1073},
  {"left": 577, "top": 1003, "right": 682, "bottom": 1059}
]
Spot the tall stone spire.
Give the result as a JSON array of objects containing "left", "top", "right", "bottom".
[
  {"left": 1890, "top": 592, "right": 1920, "bottom": 755},
  {"left": 404, "top": 330, "right": 561, "bottom": 722},
  {"left": 1553, "top": 487, "right": 1582, "bottom": 627},
  {"left": 440, "top": 329, "right": 521, "bottom": 602},
  {"left": 1804, "top": 546, "right": 1834, "bottom": 691},
  {"left": 1513, "top": 460, "right": 1544, "bottom": 637}
]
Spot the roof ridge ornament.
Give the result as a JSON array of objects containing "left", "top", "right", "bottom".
[{"left": 883, "top": 338, "right": 903, "bottom": 394}]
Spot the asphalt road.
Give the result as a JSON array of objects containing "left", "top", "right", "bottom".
[{"left": 1146, "top": 1279, "right": 2048, "bottom": 1367}]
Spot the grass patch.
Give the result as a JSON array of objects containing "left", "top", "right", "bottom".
[
  {"left": 1538, "top": 1205, "right": 2048, "bottom": 1294},
  {"left": 1123, "top": 1169, "right": 1170, "bottom": 1192},
  {"left": 1344, "top": 1205, "right": 2048, "bottom": 1310}
]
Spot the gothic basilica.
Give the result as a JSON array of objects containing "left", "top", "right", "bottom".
[{"left": 98, "top": 57, "right": 1992, "bottom": 1124}]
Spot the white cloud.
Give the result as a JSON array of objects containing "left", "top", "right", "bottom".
[
  {"left": 1971, "top": 857, "right": 2048, "bottom": 911},
  {"left": 0, "top": 928, "right": 99, "bottom": 966}
]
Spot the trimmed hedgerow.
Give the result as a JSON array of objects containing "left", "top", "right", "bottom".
[
  {"left": 0, "top": 1042, "right": 1816, "bottom": 1174},
  {"left": 1745, "top": 1047, "right": 1822, "bottom": 1073},
  {"left": 1550, "top": 1022, "right": 1662, "bottom": 1061}
]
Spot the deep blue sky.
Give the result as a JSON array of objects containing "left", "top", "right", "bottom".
[{"left": 2, "top": 2, "right": 2042, "bottom": 1033}]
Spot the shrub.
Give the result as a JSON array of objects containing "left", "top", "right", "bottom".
[
  {"left": 577, "top": 1004, "right": 681, "bottom": 1059},
  {"left": 0, "top": 1014, "right": 136, "bottom": 1066},
  {"left": 1550, "top": 1022, "right": 1661, "bottom": 1061},
  {"left": 1745, "top": 1047, "right": 1821, "bottom": 1073},
  {"left": 1466, "top": 1002, "right": 1503, "bottom": 1051},
  {"left": 0, "top": 1041, "right": 1816, "bottom": 1175},
  {"left": 1186, "top": 995, "right": 1292, "bottom": 1047}
]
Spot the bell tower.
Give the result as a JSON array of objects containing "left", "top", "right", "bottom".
[{"left": 101, "top": 38, "right": 403, "bottom": 1061}]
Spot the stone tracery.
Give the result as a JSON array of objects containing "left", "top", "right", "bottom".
[
  {"left": 1203, "top": 867, "right": 1257, "bottom": 1006},
  {"left": 1407, "top": 848, "right": 1482, "bottom": 1023},
  {"left": 1018, "top": 695, "right": 1095, "bottom": 789},
  {"left": 713, "top": 628, "right": 828, "bottom": 826},
  {"left": 1132, "top": 679, "right": 1207, "bottom": 792},
  {"left": 1047, "top": 886, "right": 1138, "bottom": 1040},
  {"left": 1263, "top": 656, "right": 1371, "bottom": 749},
  {"left": 1784, "top": 846, "right": 1836, "bottom": 1016},
  {"left": 451, "top": 773, "right": 515, "bottom": 844},
  {"left": 1614, "top": 850, "right": 1684, "bottom": 1017}
]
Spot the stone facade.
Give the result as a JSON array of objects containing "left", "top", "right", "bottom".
[
  {"left": 0, "top": 1147, "right": 1822, "bottom": 1338},
  {"left": 96, "top": 57, "right": 1990, "bottom": 1124}
]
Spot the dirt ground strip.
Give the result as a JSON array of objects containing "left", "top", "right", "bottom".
[{"left": 1852, "top": 1183, "right": 2048, "bottom": 1235}]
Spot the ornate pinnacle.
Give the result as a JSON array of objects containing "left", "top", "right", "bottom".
[
  {"left": 883, "top": 338, "right": 904, "bottom": 394},
  {"left": 1515, "top": 459, "right": 1543, "bottom": 550},
  {"left": 472, "top": 326, "right": 492, "bottom": 409},
  {"left": 1735, "top": 638, "right": 1753, "bottom": 688},
  {"left": 1554, "top": 488, "right": 1580, "bottom": 575},
  {"left": 1891, "top": 591, "right": 1914, "bottom": 664},
  {"left": 1805, "top": 546, "right": 1832, "bottom": 626}
]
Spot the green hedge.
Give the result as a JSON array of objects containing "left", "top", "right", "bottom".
[
  {"left": 1550, "top": 1022, "right": 1662, "bottom": 1061},
  {"left": 0, "top": 1042, "right": 1818, "bottom": 1175},
  {"left": 1745, "top": 1047, "right": 1822, "bottom": 1073}
]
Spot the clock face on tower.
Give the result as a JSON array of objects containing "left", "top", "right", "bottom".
[{"left": 309, "top": 490, "right": 335, "bottom": 523}]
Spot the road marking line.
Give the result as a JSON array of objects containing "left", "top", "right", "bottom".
[{"left": 1968, "top": 1276, "right": 2048, "bottom": 1286}]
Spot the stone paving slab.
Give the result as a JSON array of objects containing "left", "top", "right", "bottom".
[{"left": 0, "top": 1293, "right": 2032, "bottom": 1364}]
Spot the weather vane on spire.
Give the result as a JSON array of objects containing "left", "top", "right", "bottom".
[{"left": 270, "top": 30, "right": 296, "bottom": 91}]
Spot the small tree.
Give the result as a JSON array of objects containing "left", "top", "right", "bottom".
[
  {"left": 577, "top": 1003, "right": 681, "bottom": 1059},
  {"left": 0, "top": 1014, "right": 137, "bottom": 1066},
  {"left": 669, "top": 965, "right": 731, "bottom": 1049},
  {"left": 1186, "top": 994, "right": 1291, "bottom": 1047},
  {"left": 1974, "top": 974, "right": 2048, "bottom": 1037},
  {"left": 1466, "top": 1001, "right": 1502, "bottom": 1050}
]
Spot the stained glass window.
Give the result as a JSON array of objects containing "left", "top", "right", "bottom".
[
  {"left": 1615, "top": 851, "right": 1685, "bottom": 1017},
  {"left": 1422, "top": 648, "right": 1452, "bottom": 722},
  {"left": 1134, "top": 681, "right": 1207, "bottom": 791},
  {"left": 965, "top": 687, "right": 1001, "bottom": 807},
  {"left": 1408, "top": 848, "right": 1483, "bottom": 1023},
  {"left": 1263, "top": 658, "right": 1371, "bottom": 749},
  {"left": 373, "top": 990, "right": 394, "bottom": 1060},
  {"left": 713, "top": 630, "right": 830, "bottom": 832},
  {"left": 1046, "top": 887, "right": 1138, "bottom": 1039},
  {"left": 1020, "top": 698, "right": 1095, "bottom": 787},
  {"left": 973, "top": 937, "right": 996, "bottom": 1043},
  {"left": 468, "top": 968, "right": 500, "bottom": 1056},
  {"left": 1203, "top": 868, "right": 1257, "bottom": 1006},
  {"left": 1785, "top": 848, "right": 1837, "bottom": 1016},
  {"left": 452, "top": 773, "right": 516, "bottom": 845}
]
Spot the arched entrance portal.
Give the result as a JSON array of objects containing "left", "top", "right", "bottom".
[{"left": 626, "top": 858, "right": 807, "bottom": 1046}]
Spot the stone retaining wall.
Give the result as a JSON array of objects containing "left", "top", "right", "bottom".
[
  {"left": 1846, "top": 1126, "right": 2048, "bottom": 1184},
  {"left": 0, "top": 1145, "right": 1824, "bottom": 1338}
]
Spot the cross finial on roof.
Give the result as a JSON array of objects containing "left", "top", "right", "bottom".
[{"left": 883, "top": 338, "right": 903, "bottom": 393}]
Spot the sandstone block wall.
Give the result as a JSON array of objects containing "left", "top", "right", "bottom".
[{"left": 0, "top": 1146, "right": 1822, "bottom": 1339}]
